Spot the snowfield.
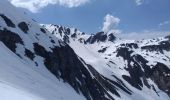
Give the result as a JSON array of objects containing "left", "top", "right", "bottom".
[{"left": 0, "top": 42, "right": 85, "bottom": 100}]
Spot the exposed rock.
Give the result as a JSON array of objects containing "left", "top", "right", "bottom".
[
  {"left": 98, "top": 47, "right": 107, "bottom": 53},
  {"left": 63, "top": 35, "right": 70, "bottom": 43},
  {"left": 116, "top": 46, "right": 170, "bottom": 95},
  {"left": 151, "top": 62, "right": 170, "bottom": 96},
  {"left": 18, "top": 22, "right": 29, "bottom": 33},
  {"left": 141, "top": 39, "right": 170, "bottom": 53},
  {"left": 78, "top": 38, "right": 85, "bottom": 43},
  {"left": 108, "top": 34, "right": 116, "bottom": 42},
  {"left": 71, "top": 33, "right": 77, "bottom": 38},
  {"left": 86, "top": 32, "right": 107, "bottom": 44},
  {"left": 120, "top": 43, "right": 138, "bottom": 49},
  {"left": 40, "top": 28, "right": 46, "bottom": 33},
  {"left": 66, "top": 28, "right": 71, "bottom": 35},
  {"left": 58, "top": 26, "right": 63, "bottom": 34},
  {"left": 0, "top": 14, "right": 15, "bottom": 28},
  {"left": 25, "top": 49, "right": 35, "bottom": 60},
  {"left": 0, "top": 28, "right": 23, "bottom": 52},
  {"left": 117, "top": 47, "right": 151, "bottom": 90}
]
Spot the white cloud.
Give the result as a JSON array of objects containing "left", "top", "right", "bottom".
[
  {"left": 9, "top": 0, "right": 90, "bottom": 13},
  {"left": 135, "top": 0, "right": 143, "bottom": 5},
  {"left": 159, "top": 21, "right": 170, "bottom": 27},
  {"left": 102, "top": 14, "right": 121, "bottom": 34}
]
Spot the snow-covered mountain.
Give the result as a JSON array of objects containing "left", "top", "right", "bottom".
[
  {"left": 0, "top": 0, "right": 170, "bottom": 100},
  {"left": 43, "top": 24, "right": 170, "bottom": 99}
]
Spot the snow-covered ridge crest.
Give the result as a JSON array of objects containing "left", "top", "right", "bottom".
[{"left": 42, "top": 24, "right": 118, "bottom": 45}]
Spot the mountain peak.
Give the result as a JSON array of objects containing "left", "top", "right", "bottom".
[{"left": 86, "top": 31, "right": 117, "bottom": 44}]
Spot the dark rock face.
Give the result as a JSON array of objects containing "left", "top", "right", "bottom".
[
  {"left": 0, "top": 14, "right": 15, "bottom": 28},
  {"left": 108, "top": 34, "right": 116, "bottom": 42},
  {"left": 151, "top": 63, "right": 170, "bottom": 96},
  {"left": 74, "top": 28, "right": 78, "bottom": 33},
  {"left": 86, "top": 32, "right": 117, "bottom": 44},
  {"left": 63, "top": 35, "right": 70, "bottom": 43},
  {"left": 85, "top": 36, "right": 92, "bottom": 43},
  {"left": 120, "top": 43, "right": 138, "bottom": 49},
  {"left": 116, "top": 47, "right": 133, "bottom": 60},
  {"left": 50, "top": 39, "right": 55, "bottom": 44},
  {"left": 57, "top": 26, "right": 71, "bottom": 36},
  {"left": 78, "top": 38, "right": 86, "bottom": 43},
  {"left": 0, "top": 29, "right": 23, "bottom": 52},
  {"left": 82, "top": 32, "right": 85, "bottom": 35},
  {"left": 45, "top": 25, "right": 89, "bottom": 45},
  {"left": 86, "top": 32, "right": 107, "bottom": 44},
  {"left": 25, "top": 49, "right": 35, "bottom": 60},
  {"left": 18, "top": 22, "right": 29, "bottom": 33},
  {"left": 58, "top": 26, "right": 63, "bottom": 34},
  {"left": 117, "top": 47, "right": 145, "bottom": 90},
  {"left": 141, "top": 39, "right": 170, "bottom": 53},
  {"left": 40, "top": 28, "right": 46, "bottom": 33},
  {"left": 116, "top": 46, "right": 170, "bottom": 96},
  {"left": 71, "top": 33, "right": 77, "bottom": 38},
  {"left": 98, "top": 47, "right": 107, "bottom": 53},
  {"left": 66, "top": 28, "right": 71, "bottom": 35}
]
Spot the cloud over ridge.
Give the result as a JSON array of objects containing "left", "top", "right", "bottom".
[{"left": 102, "top": 14, "right": 121, "bottom": 34}]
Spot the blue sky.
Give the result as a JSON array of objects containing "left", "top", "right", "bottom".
[{"left": 9, "top": 0, "right": 170, "bottom": 38}]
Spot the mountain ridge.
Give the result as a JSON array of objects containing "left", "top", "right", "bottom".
[
  {"left": 44, "top": 24, "right": 170, "bottom": 98},
  {"left": 0, "top": 0, "right": 170, "bottom": 100}
]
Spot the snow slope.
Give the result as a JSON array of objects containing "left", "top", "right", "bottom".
[
  {"left": 0, "top": 42, "right": 85, "bottom": 100},
  {"left": 0, "top": 0, "right": 85, "bottom": 100}
]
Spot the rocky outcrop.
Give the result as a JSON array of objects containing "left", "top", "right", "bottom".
[
  {"left": 151, "top": 63, "right": 170, "bottom": 96},
  {"left": 40, "top": 28, "right": 46, "bottom": 33},
  {"left": 86, "top": 32, "right": 107, "bottom": 44},
  {"left": 98, "top": 47, "right": 108, "bottom": 53},
  {"left": 18, "top": 22, "right": 29, "bottom": 33},
  {"left": 141, "top": 39, "right": 170, "bottom": 53},
  {"left": 25, "top": 48, "right": 35, "bottom": 60},
  {"left": 0, "top": 28, "right": 23, "bottom": 52},
  {"left": 108, "top": 34, "right": 116, "bottom": 42},
  {"left": 120, "top": 43, "right": 138, "bottom": 49},
  {"left": 0, "top": 14, "right": 15, "bottom": 28},
  {"left": 117, "top": 46, "right": 170, "bottom": 96},
  {"left": 86, "top": 32, "right": 117, "bottom": 44}
]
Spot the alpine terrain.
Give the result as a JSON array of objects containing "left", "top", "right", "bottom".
[{"left": 0, "top": 0, "right": 170, "bottom": 100}]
